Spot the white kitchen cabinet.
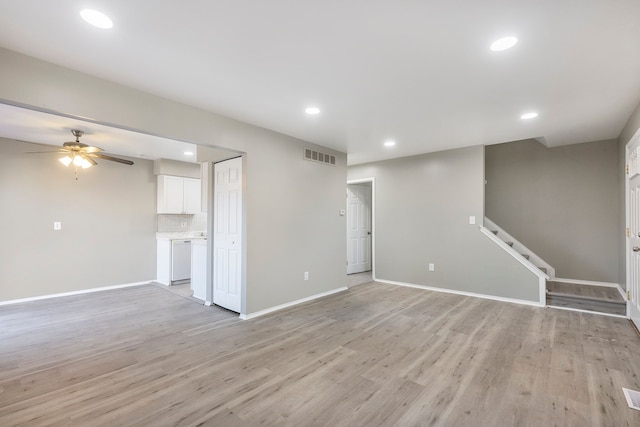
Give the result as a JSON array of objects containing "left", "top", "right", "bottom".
[
  {"left": 157, "top": 175, "right": 202, "bottom": 214},
  {"left": 183, "top": 178, "right": 201, "bottom": 214}
]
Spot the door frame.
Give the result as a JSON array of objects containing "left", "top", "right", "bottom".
[
  {"left": 626, "top": 127, "right": 640, "bottom": 325},
  {"left": 347, "top": 177, "right": 376, "bottom": 280},
  {"left": 204, "top": 154, "right": 247, "bottom": 316}
]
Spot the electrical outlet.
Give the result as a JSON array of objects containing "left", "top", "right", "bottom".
[
  {"left": 53, "top": 221, "right": 62, "bottom": 231},
  {"left": 469, "top": 216, "right": 476, "bottom": 225},
  {"left": 180, "top": 221, "right": 187, "bottom": 228},
  {"left": 429, "top": 263, "right": 435, "bottom": 272},
  {"left": 304, "top": 272, "right": 309, "bottom": 280}
]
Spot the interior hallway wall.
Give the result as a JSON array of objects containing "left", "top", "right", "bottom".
[
  {"left": 0, "top": 48, "right": 347, "bottom": 314},
  {"left": 348, "top": 146, "right": 541, "bottom": 303},
  {"left": 485, "top": 138, "right": 619, "bottom": 283}
]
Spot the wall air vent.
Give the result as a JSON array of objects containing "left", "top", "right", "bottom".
[{"left": 304, "top": 148, "right": 336, "bottom": 166}]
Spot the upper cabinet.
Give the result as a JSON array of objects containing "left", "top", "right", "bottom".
[{"left": 157, "top": 175, "right": 202, "bottom": 214}]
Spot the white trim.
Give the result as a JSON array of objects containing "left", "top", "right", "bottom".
[
  {"left": 376, "top": 279, "right": 545, "bottom": 308},
  {"left": 484, "top": 217, "right": 555, "bottom": 280},
  {"left": 546, "top": 304, "right": 627, "bottom": 319},
  {"left": 0, "top": 281, "right": 152, "bottom": 306},
  {"left": 347, "top": 177, "right": 376, "bottom": 281},
  {"left": 480, "top": 225, "right": 547, "bottom": 305},
  {"left": 239, "top": 286, "right": 349, "bottom": 320},
  {"left": 480, "top": 226, "right": 550, "bottom": 280},
  {"left": 618, "top": 284, "right": 628, "bottom": 302},
  {"left": 554, "top": 277, "right": 619, "bottom": 288}
]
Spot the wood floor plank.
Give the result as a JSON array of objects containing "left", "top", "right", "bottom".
[{"left": 2, "top": 282, "right": 640, "bottom": 426}]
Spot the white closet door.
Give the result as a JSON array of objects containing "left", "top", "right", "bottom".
[{"left": 213, "top": 157, "right": 242, "bottom": 313}]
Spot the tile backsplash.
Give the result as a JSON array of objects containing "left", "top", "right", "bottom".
[{"left": 157, "top": 214, "right": 207, "bottom": 233}]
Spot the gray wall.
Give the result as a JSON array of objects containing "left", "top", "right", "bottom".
[
  {"left": 348, "top": 146, "right": 541, "bottom": 302},
  {"left": 0, "top": 138, "right": 156, "bottom": 300},
  {"left": 0, "top": 48, "right": 347, "bottom": 314},
  {"left": 153, "top": 159, "right": 200, "bottom": 178},
  {"left": 618, "top": 100, "right": 640, "bottom": 289},
  {"left": 485, "top": 139, "right": 619, "bottom": 283}
]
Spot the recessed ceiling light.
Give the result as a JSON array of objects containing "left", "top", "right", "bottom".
[
  {"left": 490, "top": 36, "right": 518, "bottom": 51},
  {"left": 184, "top": 151, "right": 194, "bottom": 156},
  {"left": 520, "top": 112, "right": 538, "bottom": 120},
  {"left": 80, "top": 9, "right": 113, "bottom": 29},
  {"left": 305, "top": 107, "right": 320, "bottom": 115},
  {"left": 384, "top": 140, "right": 396, "bottom": 147}
]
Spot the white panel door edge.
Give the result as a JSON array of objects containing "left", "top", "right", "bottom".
[
  {"left": 347, "top": 184, "right": 372, "bottom": 274},
  {"left": 626, "top": 127, "right": 640, "bottom": 330}
]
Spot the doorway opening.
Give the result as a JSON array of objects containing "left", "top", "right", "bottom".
[{"left": 347, "top": 178, "right": 375, "bottom": 287}]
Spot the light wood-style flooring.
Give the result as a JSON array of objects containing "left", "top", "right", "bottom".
[{"left": 1, "top": 282, "right": 640, "bottom": 426}]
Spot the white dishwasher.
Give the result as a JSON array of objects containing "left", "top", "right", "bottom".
[{"left": 171, "top": 240, "right": 191, "bottom": 283}]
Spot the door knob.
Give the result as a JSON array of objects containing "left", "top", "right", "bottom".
[
  {"left": 367, "top": 231, "right": 371, "bottom": 235},
  {"left": 634, "top": 247, "right": 640, "bottom": 252}
]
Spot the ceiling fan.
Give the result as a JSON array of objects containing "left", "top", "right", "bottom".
[{"left": 31, "top": 129, "right": 134, "bottom": 170}]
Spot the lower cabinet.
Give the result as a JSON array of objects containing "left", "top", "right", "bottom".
[
  {"left": 191, "top": 240, "right": 207, "bottom": 301},
  {"left": 156, "top": 239, "right": 192, "bottom": 285}
]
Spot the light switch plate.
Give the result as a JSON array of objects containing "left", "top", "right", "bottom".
[
  {"left": 469, "top": 216, "right": 476, "bottom": 225},
  {"left": 53, "top": 221, "right": 62, "bottom": 231},
  {"left": 429, "top": 263, "right": 435, "bottom": 272}
]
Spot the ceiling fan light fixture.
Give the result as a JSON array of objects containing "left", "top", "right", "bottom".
[
  {"left": 72, "top": 155, "right": 84, "bottom": 167},
  {"left": 59, "top": 156, "right": 72, "bottom": 167},
  {"left": 80, "top": 158, "right": 93, "bottom": 169}
]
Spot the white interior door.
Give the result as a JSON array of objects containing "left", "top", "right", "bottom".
[
  {"left": 213, "top": 157, "right": 242, "bottom": 313},
  {"left": 627, "top": 129, "right": 640, "bottom": 329},
  {"left": 347, "top": 184, "right": 372, "bottom": 274}
]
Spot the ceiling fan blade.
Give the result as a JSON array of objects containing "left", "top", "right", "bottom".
[
  {"left": 89, "top": 152, "right": 134, "bottom": 165},
  {"left": 25, "top": 150, "right": 68, "bottom": 154},
  {"left": 85, "top": 156, "right": 98, "bottom": 166}
]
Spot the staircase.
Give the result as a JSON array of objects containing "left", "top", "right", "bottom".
[
  {"left": 484, "top": 217, "right": 626, "bottom": 317},
  {"left": 483, "top": 217, "right": 554, "bottom": 279}
]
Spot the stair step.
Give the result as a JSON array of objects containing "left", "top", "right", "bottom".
[
  {"left": 491, "top": 230, "right": 498, "bottom": 235},
  {"left": 546, "top": 292, "right": 626, "bottom": 316},
  {"left": 539, "top": 267, "right": 547, "bottom": 273},
  {"left": 506, "top": 242, "right": 514, "bottom": 247},
  {"left": 521, "top": 254, "right": 529, "bottom": 260},
  {"left": 545, "top": 281, "right": 625, "bottom": 316}
]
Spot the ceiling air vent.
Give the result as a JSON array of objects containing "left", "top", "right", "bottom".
[{"left": 304, "top": 148, "right": 336, "bottom": 166}]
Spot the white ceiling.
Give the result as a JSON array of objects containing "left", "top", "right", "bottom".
[
  {"left": 0, "top": 103, "right": 201, "bottom": 163},
  {"left": 0, "top": 0, "right": 638, "bottom": 165}
]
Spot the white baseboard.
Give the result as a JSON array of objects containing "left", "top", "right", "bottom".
[
  {"left": 376, "top": 279, "right": 545, "bottom": 308},
  {"left": 239, "top": 286, "right": 349, "bottom": 320},
  {"left": 553, "top": 277, "right": 618, "bottom": 287},
  {"left": 546, "top": 304, "right": 627, "bottom": 319},
  {"left": 0, "top": 281, "right": 153, "bottom": 306}
]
